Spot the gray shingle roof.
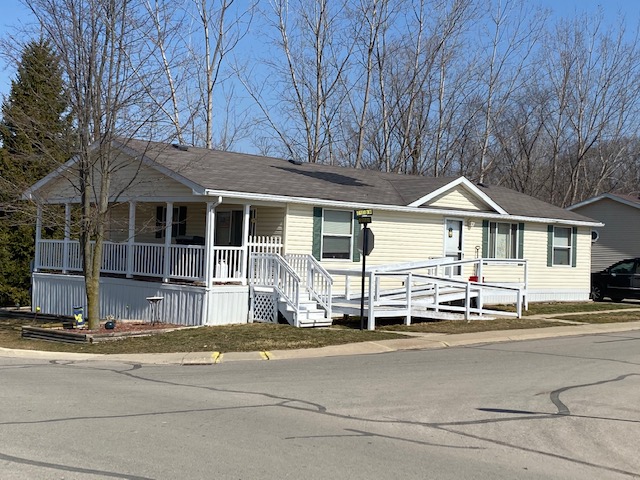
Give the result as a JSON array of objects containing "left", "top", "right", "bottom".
[{"left": 121, "top": 139, "right": 597, "bottom": 224}]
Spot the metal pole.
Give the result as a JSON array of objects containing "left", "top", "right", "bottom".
[{"left": 359, "top": 224, "right": 368, "bottom": 331}]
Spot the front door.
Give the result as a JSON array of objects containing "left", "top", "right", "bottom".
[{"left": 444, "top": 219, "right": 463, "bottom": 276}]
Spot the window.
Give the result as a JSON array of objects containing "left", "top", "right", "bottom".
[
  {"left": 156, "top": 206, "right": 187, "bottom": 238},
  {"left": 322, "top": 210, "right": 353, "bottom": 259},
  {"left": 552, "top": 226, "right": 572, "bottom": 265},
  {"left": 488, "top": 222, "right": 517, "bottom": 258}
]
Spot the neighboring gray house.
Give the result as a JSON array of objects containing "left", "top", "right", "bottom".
[{"left": 567, "top": 193, "right": 640, "bottom": 272}]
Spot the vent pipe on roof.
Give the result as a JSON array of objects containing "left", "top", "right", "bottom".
[
  {"left": 288, "top": 158, "right": 303, "bottom": 166},
  {"left": 172, "top": 144, "right": 189, "bottom": 152}
]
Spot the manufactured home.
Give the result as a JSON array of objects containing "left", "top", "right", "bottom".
[{"left": 24, "top": 139, "right": 601, "bottom": 329}]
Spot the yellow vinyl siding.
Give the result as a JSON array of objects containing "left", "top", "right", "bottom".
[
  {"left": 283, "top": 204, "right": 314, "bottom": 254},
  {"left": 427, "top": 186, "right": 492, "bottom": 211},
  {"left": 105, "top": 203, "right": 129, "bottom": 242},
  {"left": 282, "top": 206, "right": 591, "bottom": 295},
  {"left": 516, "top": 224, "right": 589, "bottom": 291},
  {"left": 37, "top": 161, "right": 193, "bottom": 201},
  {"left": 254, "top": 207, "right": 285, "bottom": 237}
]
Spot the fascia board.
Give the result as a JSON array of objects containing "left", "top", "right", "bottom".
[
  {"left": 406, "top": 176, "right": 508, "bottom": 214},
  {"left": 203, "top": 188, "right": 601, "bottom": 227}
]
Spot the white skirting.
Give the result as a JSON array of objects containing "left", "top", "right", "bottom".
[{"left": 32, "top": 273, "right": 249, "bottom": 326}]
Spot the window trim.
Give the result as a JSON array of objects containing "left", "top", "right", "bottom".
[
  {"left": 321, "top": 209, "right": 354, "bottom": 260},
  {"left": 488, "top": 221, "right": 518, "bottom": 259},
  {"left": 552, "top": 226, "right": 572, "bottom": 266}
]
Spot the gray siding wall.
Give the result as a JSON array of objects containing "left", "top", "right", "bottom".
[{"left": 571, "top": 199, "right": 640, "bottom": 271}]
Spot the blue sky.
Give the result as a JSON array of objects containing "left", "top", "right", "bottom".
[{"left": 0, "top": 0, "right": 638, "bottom": 99}]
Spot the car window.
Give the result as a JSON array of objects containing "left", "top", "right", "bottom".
[{"left": 611, "top": 260, "right": 635, "bottom": 274}]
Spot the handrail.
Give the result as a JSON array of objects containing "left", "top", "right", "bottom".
[
  {"left": 249, "top": 253, "right": 301, "bottom": 326},
  {"left": 369, "top": 271, "right": 524, "bottom": 321},
  {"left": 328, "top": 256, "right": 528, "bottom": 329},
  {"left": 284, "top": 253, "right": 333, "bottom": 320}
]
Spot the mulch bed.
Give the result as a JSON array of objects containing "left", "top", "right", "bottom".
[
  {"left": 22, "top": 321, "right": 188, "bottom": 344},
  {"left": 83, "top": 321, "right": 183, "bottom": 334}
]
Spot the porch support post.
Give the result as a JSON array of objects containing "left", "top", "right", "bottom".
[
  {"left": 163, "top": 202, "right": 173, "bottom": 283},
  {"left": 34, "top": 204, "right": 42, "bottom": 272},
  {"left": 62, "top": 203, "right": 71, "bottom": 273},
  {"left": 126, "top": 201, "right": 136, "bottom": 278},
  {"left": 202, "top": 198, "right": 221, "bottom": 326},
  {"left": 204, "top": 201, "right": 217, "bottom": 289},
  {"left": 241, "top": 204, "right": 251, "bottom": 285}
]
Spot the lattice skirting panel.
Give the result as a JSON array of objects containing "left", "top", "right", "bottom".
[{"left": 250, "top": 288, "right": 278, "bottom": 323}]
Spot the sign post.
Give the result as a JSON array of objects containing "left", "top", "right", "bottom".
[{"left": 355, "top": 209, "right": 374, "bottom": 330}]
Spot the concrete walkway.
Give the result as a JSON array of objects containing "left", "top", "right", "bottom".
[{"left": 2, "top": 309, "right": 640, "bottom": 366}]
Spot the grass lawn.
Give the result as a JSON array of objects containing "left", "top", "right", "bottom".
[
  {"left": 549, "top": 310, "right": 640, "bottom": 324},
  {"left": 377, "top": 317, "right": 566, "bottom": 334},
  {"left": 492, "top": 301, "right": 639, "bottom": 316},
  {"left": 1, "top": 301, "right": 638, "bottom": 354},
  {"left": 0, "top": 318, "right": 403, "bottom": 354}
]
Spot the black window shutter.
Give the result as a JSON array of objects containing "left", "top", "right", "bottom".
[
  {"left": 352, "top": 212, "right": 360, "bottom": 263},
  {"left": 547, "top": 225, "right": 554, "bottom": 267},
  {"left": 518, "top": 223, "right": 525, "bottom": 259},
  {"left": 571, "top": 227, "right": 577, "bottom": 267},
  {"left": 178, "top": 206, "right": 187, "bottom": 236},
  {"left": 481, "top": 220, "right": 489, "bottom": 257},
  {"left": 312, "top": 207, "right": 322, "bottom": 260},
  {"left": 155, "top": 206, "right": 164, "bottom": 238}
]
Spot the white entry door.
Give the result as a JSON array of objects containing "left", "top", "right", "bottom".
[{"left": 444, "top": 219, "right": 463, "bottom": 276}]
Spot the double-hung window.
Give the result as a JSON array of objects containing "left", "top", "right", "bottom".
[
  {"left": 322, "top": 210, "right": 353, "bottom": 259},
  {"left": 552, "top": 226, "right": 572, "bottom": 266},
  {"left": 488, "top": 222, "right": 517, "bottom": 258}
]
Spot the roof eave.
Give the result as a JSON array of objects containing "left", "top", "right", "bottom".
[
  {"left": 203, "top": 188, "right": 601, "bottom": 227},
  {"left": 568, "top": 193, "right": 640, "bottom": 211}
]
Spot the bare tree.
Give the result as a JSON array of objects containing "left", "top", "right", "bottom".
[
  {"left": 26, "top": 0, "right": 158, "bottom": 328},
  {"left": 472, "top": 0, "right": 546, "bottom": 183},
  {"left": 241, "top": 0, "right": 355, "bottom": 163},
  {"left": 142, "top": 0, "right": 254, "bottom": 149},
  {"left": 536, "top": 11, "right": 640, "bottom": 205}
]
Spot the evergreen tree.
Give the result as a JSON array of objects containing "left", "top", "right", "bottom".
[
  {"left": 0, "top": 39, "right": 71, "bottom": 182},
  {"left": 0, "top": 39, "right": 73, "bottom": 306}
]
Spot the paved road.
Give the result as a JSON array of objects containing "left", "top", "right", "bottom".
[{"left": 1, "top": 331, "right": 639, "bottom": 479}]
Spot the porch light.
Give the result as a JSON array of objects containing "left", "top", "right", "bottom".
[{"left": 448, "top": 227, "right": 453, "bottom": 238}]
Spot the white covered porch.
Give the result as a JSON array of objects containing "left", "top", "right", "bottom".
[{"left": 33, "top": 200, "right": 284, "bottom": 285}]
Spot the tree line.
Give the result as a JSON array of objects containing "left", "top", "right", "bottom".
[{"left": 0, "top": 0, "right": 638, "bottom": 311}]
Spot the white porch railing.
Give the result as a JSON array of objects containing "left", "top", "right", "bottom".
[
  {"left": 36, "top": 236, "right": 282, "bottom": 283},
  {"left": 284, "top": 253, "right": 333, "bottom": 319},
  {"left": 248, "top": 236, "right": 283, "bottom": 254}
]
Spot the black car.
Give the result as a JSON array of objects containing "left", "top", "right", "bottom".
[{"left": 591, "top": 258, "right": 640, "bottom": 302}]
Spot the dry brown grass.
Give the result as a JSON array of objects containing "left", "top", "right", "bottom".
[{"left": 0, "top": 318, "right": 403, "bottom": 354}]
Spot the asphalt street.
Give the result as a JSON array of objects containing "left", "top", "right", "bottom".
[{"left": 1, "top": 330, "right": 639, "bottom": 479}]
